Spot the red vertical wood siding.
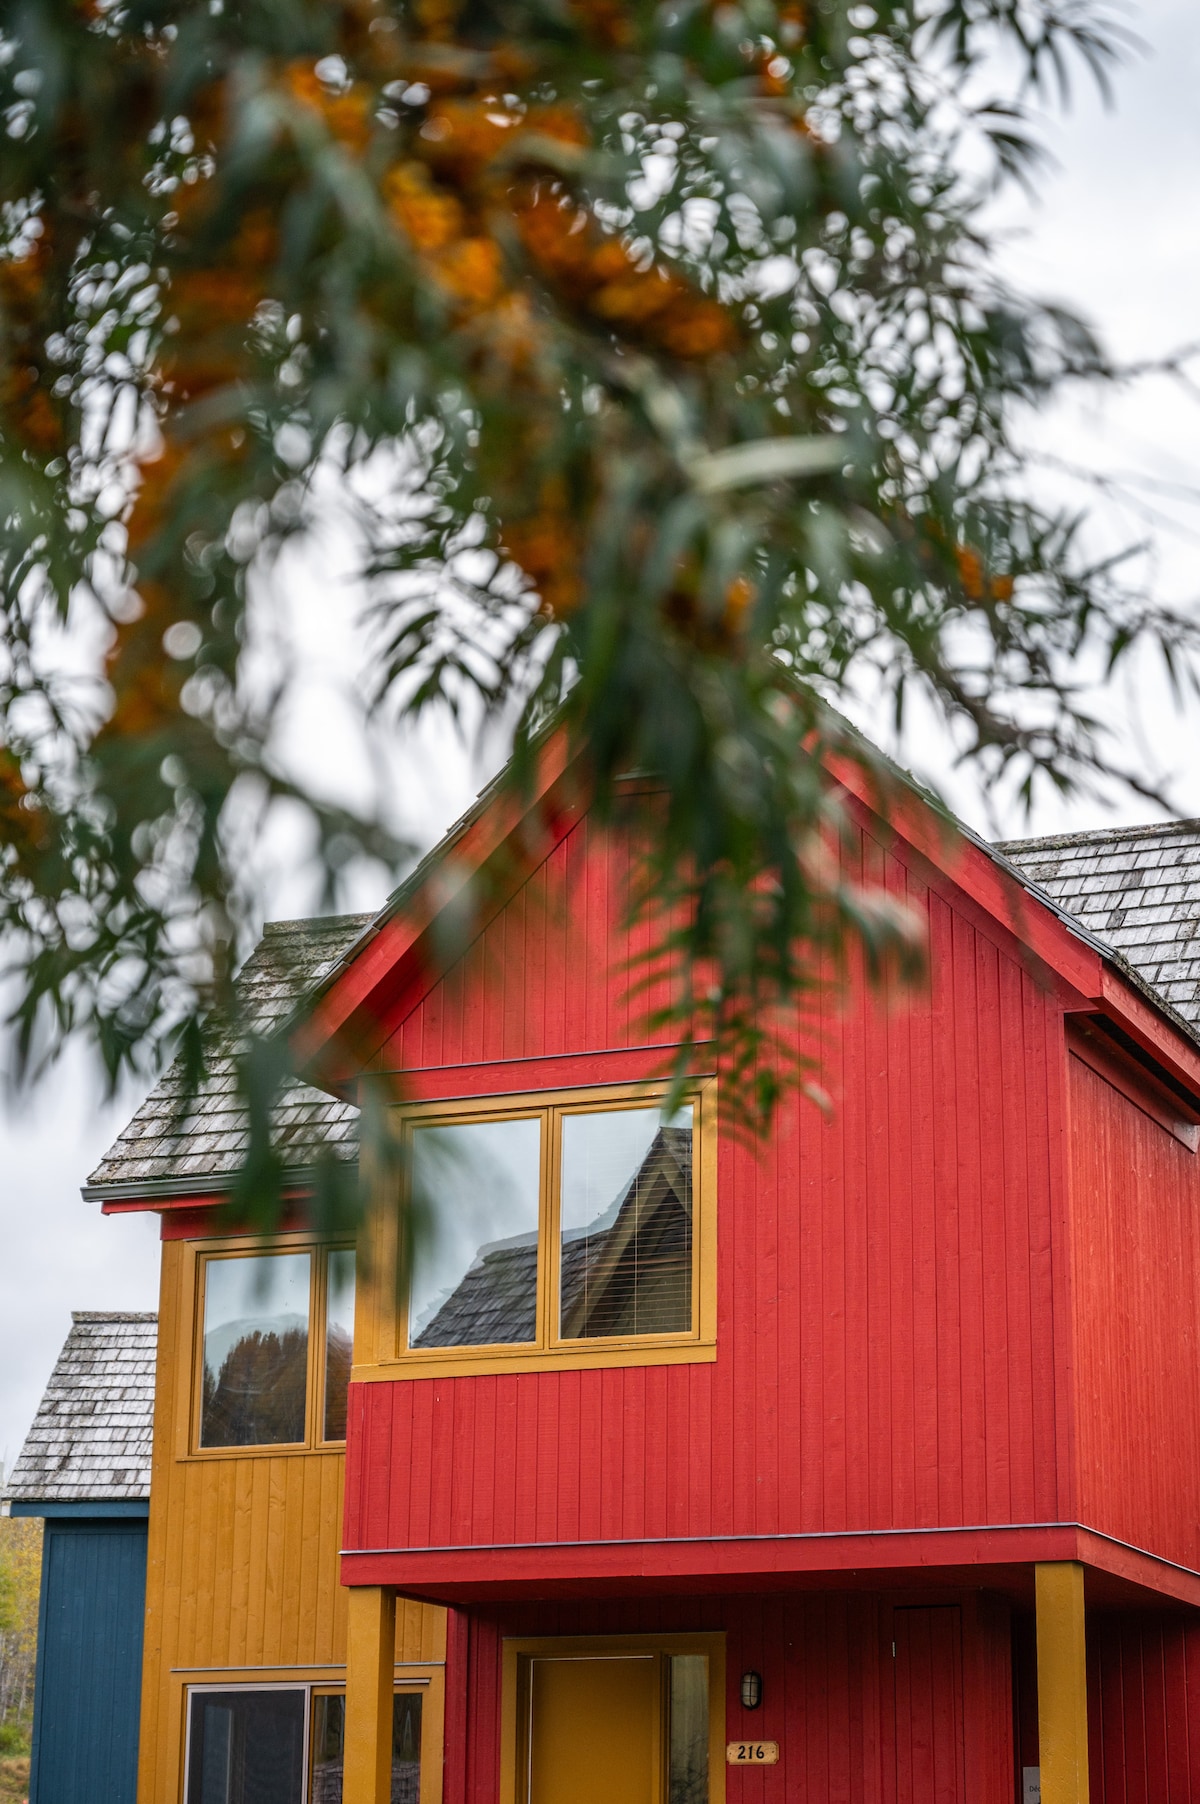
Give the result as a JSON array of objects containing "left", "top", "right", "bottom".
[
  {"left": 438, "top": 1593, "right": 1012, "bottom": 1804},
  {"left": 346, "top": 808, "right": 1067, "bottom": 1563},
  {"left": 1088, "top": 1612, "right": 1200, "bottom": 1802},
  {"left": 890, "top": 1608, "right": 966, "bottom": 1803},
  {"left": 1068, "top": 1056, "right": 1200, "bottom": 1571}
]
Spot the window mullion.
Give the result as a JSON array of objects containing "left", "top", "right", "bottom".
[
  {"left": 542, "top": 1106, "right": 560, "bottom": 1351},
  {"left": 396, "top": 1123, "right": 412, "bottom": 1359},
  {"left": 307, "top": 1247, "right": 323, "bottom": 1451}
]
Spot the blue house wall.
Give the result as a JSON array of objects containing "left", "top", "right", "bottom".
[{"left": 13, "top": 1502, "right": 148, "bottom": 1804}]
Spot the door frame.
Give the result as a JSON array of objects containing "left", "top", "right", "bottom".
[{"left": 499, "top": 1632, "right": 727, "bottom": 1804}]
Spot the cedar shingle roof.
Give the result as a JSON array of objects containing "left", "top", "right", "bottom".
[
  {"left": 998, "top": 819, "right": 1200, "bottom": 1034},
  {"left": 85, "top": 913, "right": 371, "bottom": 1199},
  {"left": 4, "top": 1313, "right": 157, "bottom": 1504},
  {"left": 83, "top": 803, "right": 1200, "bottom": 1202}
]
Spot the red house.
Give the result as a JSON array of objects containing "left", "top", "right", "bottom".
[
  {"left": 91, "top": 733, "right": 1200, "bottom": 1804},
  {"left": 284, "top": 740, "right": 1200, "bottom": 1804}
]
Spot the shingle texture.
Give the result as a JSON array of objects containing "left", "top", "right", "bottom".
[
  {"left": 86, "top": 914, "right": 372, "bottom": 1195},
  {"left": 84, "top": 812, "right": 1200, "bottom": 1199},
  {"left": 4, "top": 1313, "right": 158, "bottom": 1503},
  {"left": 999, "top": 819, "right": 1200, "bottom": 1034}
]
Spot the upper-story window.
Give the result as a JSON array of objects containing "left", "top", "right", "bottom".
[
  {"left": 389, "top": 1082, "right": 715, "bottom": 1374},
  {"left": 196, "top": 1242, "right": 355, "bottom": 1451}
]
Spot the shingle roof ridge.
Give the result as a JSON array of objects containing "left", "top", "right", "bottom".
[
  {"left": 71, "top": 1310, "right": 158, "bottom": 1323},
  {"left": 261, "top": 911, "right": 374, "bottom": 936},
  {"left": 997, "top": 816, "right": 1200, "bottom": 854}
]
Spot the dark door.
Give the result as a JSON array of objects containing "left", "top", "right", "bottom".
[
  {"left": 29, "top": 1517, "right": 148, "bottom": 1804},
  {"left": 892, "top": 1606, "right": 966, "bottom": 1803}
]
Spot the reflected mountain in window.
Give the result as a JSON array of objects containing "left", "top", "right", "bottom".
[
  {"left": 324, "top": 1248, "right": 356, "bottom": 1441},
  {"left": 200, "top": 1251, "right": 311, "bottom": 1448},
  {"left": 322, "top": 1326, "right": 353, "bottom": 1442},
  {"left": 201, "top": 1325, "right": 308, "bottom": 1447}
]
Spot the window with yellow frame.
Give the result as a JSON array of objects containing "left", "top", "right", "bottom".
[
  {"left": 379, "top": 1081, "right": 716, "bottom": 1376},
  {"left": 183, "top": 1676, "right": 434, "bottom": 1804},
  {"left": 193, "top": 1240, "right": 356, "bottom": 1452}
]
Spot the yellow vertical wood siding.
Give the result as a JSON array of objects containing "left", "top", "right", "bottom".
[{"left": 137, "top": 1237, "right": 446, "bottom": 1804}]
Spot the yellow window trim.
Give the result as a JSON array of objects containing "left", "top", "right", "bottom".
[
  {"left": 177, "top": 1664, "right": 445, "bottom": 1804},
  {"left": 498, "top": 1631, "right": 726, "bottom": 1804},
  {"left": 182, "top": 1230, "right": 356, "bottom": 1460},
  {"left": 353, "top": 1077, "right": 717, "bottom": 1383}
]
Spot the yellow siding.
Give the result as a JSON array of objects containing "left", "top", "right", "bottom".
[{"left": 138, "top": 1237, "right": 446, "bottom": 1804}]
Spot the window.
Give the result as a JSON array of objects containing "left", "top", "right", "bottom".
[
  {"left": 186, "top": 1684, "right": 424, "bottom": 1804},
  {"left": 323, "top": 1250, "right": 356, "bottom": 1442},
  {"left": 187, "top": 1688, "right": 306, "bottom": 1804},
  {"left": 311, "top": 1691, "right": 422, "bottom": 1804},
  {"left": 394, "top": 1083, "right": 715, "bottom": 1374},
  {"left": 669, "top": 1655, "right": 710, "bottom": 1804},
  {"left": 196, "top": 1243, "right": 355, "bottom": 1451}
]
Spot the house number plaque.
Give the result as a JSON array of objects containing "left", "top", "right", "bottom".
[{"left": 726, "top": 1741, "right": 780, "bottom": 1765}]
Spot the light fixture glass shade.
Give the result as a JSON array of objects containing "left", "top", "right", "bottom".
[{"left": 739, "top": 1670, "right": 763, "bottom": 1710}]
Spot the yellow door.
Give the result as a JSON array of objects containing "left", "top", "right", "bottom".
[{"left": 527, "top": 1654, "right": 662, "bottom": 1804}]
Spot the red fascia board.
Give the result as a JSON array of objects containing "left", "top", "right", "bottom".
[
  {"left": 339, "top": 1523, "right": 1200, "bottom": 1610},
  {"left": 155, "top": 1201, "right": 316, "bottom": 1240},
  {"left": 101, "top": 1191, "right": 238, "bottom": 1217},
  {"left": 1089, "top": 968, "right": 1200, "bottom": 1098},
  {"left": 295, "top": 736, "right": 586, "bottom": 1089},
  {"left": 100, "top": 1191, "right": 315, "bottom": 1238}
]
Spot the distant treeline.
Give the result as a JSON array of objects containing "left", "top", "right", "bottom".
[{"left": 0, "top": 1512, "right": 40, "bottom": 1749}]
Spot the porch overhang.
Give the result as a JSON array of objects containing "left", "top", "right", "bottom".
[{"left": 340, "top": 1520, "right": 1200, "bottom": 1613}]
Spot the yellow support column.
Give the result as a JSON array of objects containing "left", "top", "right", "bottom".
[
  {"left": 344, "top": 1585, "right": 396, "bottom": 1804},
  {"left": 1036, "top": 1561, "right": 1090, "bottom": 1804}
]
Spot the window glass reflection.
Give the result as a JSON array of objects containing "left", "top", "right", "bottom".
[
  {"left": 311, "top": 1694, "right": 343, "bottom": 1804},
  {"left": 392, "top": 1692, "right": 423, "bottom": 1804},
  {"left": 200, "top": 1254, "right": 311, "bottom": 1448},
  {"left": 323, "top": 1250, "right": 355, "bottom": 1441},
  {"left": 186, "top": 1688, "right": 305, "bottom": 1804},
  {"left": 408, "top": 1118, "right": 542, "bottom": 1348},
  {"left": 308, "top": 1692, "right": 422, "bottom": 1804},
  {"left": 668, "top": 1656, "right": 709, "bottom": 1804},
  {"left": 559, "top": 1107, "right": 693, "bottom": 1339}
]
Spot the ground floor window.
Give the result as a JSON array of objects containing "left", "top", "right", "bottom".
[
  {"left": 311, "top": 1690, "right": 422, "bottom": 1804},
  {"left": 187, "top": 1689, "right": 306, "bottom": 1804},
  {"left": 186, "top": 1683, "right": 424, "bottom": 1804}
]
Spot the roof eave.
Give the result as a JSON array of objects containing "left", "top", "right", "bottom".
[{"left": 83, "top": 1159, "right": 354, "bottom": 1210}]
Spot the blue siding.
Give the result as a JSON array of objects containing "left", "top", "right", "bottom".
[{"left": 29, "top": 1518, "right": 147, "bottom": 1804}]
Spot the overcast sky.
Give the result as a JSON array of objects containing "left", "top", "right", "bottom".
[{"left": 3, "top": 0, "right": 1199, "bottom": 1470}]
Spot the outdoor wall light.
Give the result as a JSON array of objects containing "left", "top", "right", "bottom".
[{"left": 740, "top": 1670, "right": 763, "bottom": 1710}]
